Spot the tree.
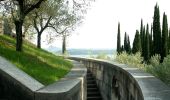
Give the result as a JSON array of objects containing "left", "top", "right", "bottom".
[
  {"left": 161, "top": 12, "right": 168, "bottom": 60},
  {"left": 117, "top": 22, "right": 121, "bottom": 54},
  {"left": 144, "top": 24, "right": 150, "bottom": 62},
  {"left": 149, "top": 24, "right": 153, "bottom": 57},
  {"left": 123, "top": 32, "right": 131, "bottom": 53},
  {"left": 127, "top": 35, "right": 131, "bottom": 54},
  {"left": 169, "top": 29, "right": 170, "bottom": 53},
  {"left": 141, "top": 26, "right": 145, "bottom": 56},
  {"left": 0, "top": 0, "right": 46, "bottom": 51},
  {"left": 124, "top": 32, "right": 128, "bottom": 52},
  {"left": 132, "top": 30, "right": 141, "bottom": 54},
  {"left": 3, "top": 17, "right": 12, "bottom": 35},
  {"left": 153, "top": 4, "right": 162, "bottom": 55}
]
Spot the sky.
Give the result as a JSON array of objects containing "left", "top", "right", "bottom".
[{"left": 42, "top": 0, "right": 170, "bottom": 49}]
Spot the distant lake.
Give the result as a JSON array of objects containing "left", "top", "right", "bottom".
[
  {"left": 51, "top": 48, "right": 116, "bottom": 59},
  {"left": 69, "top": 54, "right": 116, "bottom": 59}
]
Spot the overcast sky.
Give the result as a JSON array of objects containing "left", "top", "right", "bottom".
[{"left": 42, "top": 0, "right": 170, "bottom": 49}]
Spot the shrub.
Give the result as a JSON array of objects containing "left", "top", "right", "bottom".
[{"left": 115, "top": 52, "right": 144, "bottom": 68}]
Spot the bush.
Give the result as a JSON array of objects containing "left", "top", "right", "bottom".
[
  {"left": 146, "top": 55, "right": 170, "bottom": 85},
  {"left": 96, "top": 53, "right": 111, "bottom": 60},
  {"left": 115, "top": 52, "right": 144, "bottom": 68},
  {"left": 116, "top": 52, "right": 170, "bottom": 86}
]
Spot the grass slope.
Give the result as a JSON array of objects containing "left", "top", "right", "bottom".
[{"left": 0, "top": 35, "right": 72, "bottom": 85}]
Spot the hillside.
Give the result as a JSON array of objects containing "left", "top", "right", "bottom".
[{"left": 0, "top": 35, "right": 72, "bottom": 85}]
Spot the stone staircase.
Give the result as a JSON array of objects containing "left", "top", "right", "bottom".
[{"left": 87, "top": 70, "right": 102, "bottom": 100}]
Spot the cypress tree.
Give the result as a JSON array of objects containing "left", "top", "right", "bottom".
[
  {"left": 169, "top": 29, "right": 170, "bottom": 53},
  {"left": 153, "top": 4, "right": 162, "bottom": 55},
  {"left": 124, "top": 32, "right": 128, "bottom": 52},
  {"left": 150, "top": 24, "right": 153, "bottom": 57},
  {"left": 117, "top": 22, "right": 121, "bottom": 54},
  {"left": 161, "top": 12, "right": 168, "bottom": 60},
  {"left": 127, "top": 35, "right": 131, "bottom": 54},
  {"left": 140, "top": 19, "right": 144, "bottom": 54},
  {"left": 144, "top": 24, "right": 150, "bottom": 62},
  {"left": 121, "top": 45, "right": 124, "bottom": 52},
  {"left": 132, "top": 30, "right": 142, "bottom": 54},
  {"left": 141, "top": 26, "right": 145, "bottom": 57}
]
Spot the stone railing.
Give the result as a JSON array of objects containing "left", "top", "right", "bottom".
[
  {"left": 68, "top": 57, "right": 170, "bottom": 100},
  {"left": 0, "top": 56, "right": 87, "bottom": 100}
]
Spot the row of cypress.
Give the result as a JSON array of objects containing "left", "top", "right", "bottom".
[{"left": 117, "top": 4, "right": 170, "bottom": 62}]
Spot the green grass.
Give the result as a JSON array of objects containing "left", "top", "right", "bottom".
[{"left": 0, "top": 35, "right": 72, "bottom": 85}]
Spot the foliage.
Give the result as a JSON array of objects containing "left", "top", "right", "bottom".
[
  {"left": 115, "top": 52, "right": 144, "bottom": 68},
  {"left": 144, "top": 24, "right": 150, "bottom": 62},
  {"left": 153, "top": 4, "right": 162, "bottom": 56},
  {"left": 3, "top": 17, "right": 12, "bottom": 35},
  {"left": 161, "top": 12, "right": 168, "bottom": 60},
  {"left": 146, "top": 54, "right": 170, "bottom": 85},
  {"left": 132, "top": 30, "right": 141, "bottom": 54},
  {"left": 117, "top": 22, "right": 121, "bottom": 54},
  {"left": 96, "top": 53, "right": 111, "bottom": 60},
  {"left": 116, "top": 52, "right": 170, "bottom": 86},
  {"left": 0, "top": 35, "right": 72, "bottom": 85}
]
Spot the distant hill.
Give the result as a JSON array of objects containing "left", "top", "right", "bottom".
[{"left": 45, "top": 46, "right": 116, "bottom": 55}]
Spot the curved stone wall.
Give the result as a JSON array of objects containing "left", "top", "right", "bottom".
[
  {"left": 68, "top": 57, "right": 170, "bottom": 100},
  {"left": 0, "top": 56, "right": 87, "bottom": 100}
]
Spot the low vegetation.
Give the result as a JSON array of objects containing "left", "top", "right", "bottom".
[
  {"left": 115, "top": 52, "right": 170, "bottom": 86},
  {"left": 0, "top": 35, "right": 72, "bottom": 85}
]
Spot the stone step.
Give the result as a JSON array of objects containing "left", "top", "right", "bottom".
[
  {"left": 87, "top": 80, "right": 96, "bottom": 84},
  {"left": 87, "top": 70, "right": 102, "bottom": 100},
  {"left": 87, "top": 91, "right": 101, "bottom": 97},
  {"left": 87, "top": 96, "right": 102, "bottom": 100},
  {"left": 87, "top": 84, "right": 97, "bottom": 88},
  {"left": 87, "top": 87, "right": 99, "bottom": 92},
  {"left": 87, "top": 77, "right": 95, "bottom": 80}
]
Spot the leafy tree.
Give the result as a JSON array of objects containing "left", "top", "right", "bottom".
[
  {"left": 161, "top": 12, "right": 168, "bottom": 60},
  {"left": 117, "top": 22, "right": 121, "bottom": 54},
  {"left": 153, "top": 4, "right": 162, "bottom": 55},
  {"left": 127, "top": 35, "right": 131, "bottom": 54},
  {"left": 132, "top": 30, "right": 141, "bottom": 54},
  {"left": 0, "top": 0, "right": 46, "bottom": 51},
  {"left": 144, "top": 24, "right": 150, "bottom": 62},
  {"left": 32, "top": 0, "right": 60, "bottom": 48}
]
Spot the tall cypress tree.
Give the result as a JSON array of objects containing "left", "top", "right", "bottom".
[
  {"left": 140, "top": 19, "right": 144, "bottom": 54},
  {"left": 150, "top": 24, "right": 153, "bottom": 57},
  {"left": 141, "top": 26, "right": 146, "bottom": 56},
  {"left": 161, "top": 12, "right": 168, "bottom": 60},
  {"left": 117, "top": 22, "right": 121, "bottom": 54},
  {"left": 144, "top": 24, "right": 150, "bottom": 62},
  {"left": 124, "top": 32, "right": 128, "bottom": 52},
  {"left": 132, "top": 30, "right": 142, "bottom": 54},
  {"left": 153, "top": 4, "right": 162, "bottom": 55},
  {"left": 127, "top": 35, "right": 131, "bottom": 54},
  {"left": 169, "top": 29, "right": 170, "bottom": 53}
]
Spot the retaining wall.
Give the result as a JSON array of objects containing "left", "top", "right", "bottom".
[
  {"left": 0, "top": 56, "right": 86, "bottom": 100},
  {"left": 69, "top": 57, "right": 170, "bottom": 100}
]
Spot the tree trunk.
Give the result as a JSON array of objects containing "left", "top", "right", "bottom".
[
  {"left": 37, "top": 33, "right": 41, "bottom": 48},
  {"left": 15, "top": 21, "right": 23, "bottom": 51},
  {"left": 62, "top": 35, "right": 66, "bottom": 54}
]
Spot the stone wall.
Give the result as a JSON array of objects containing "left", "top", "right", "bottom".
[
  {"left": 0, "top": 56, "right": 87, "bottom": 100},
  {"left": 69, "top": 57, "right": 170, "bottom": 100}
]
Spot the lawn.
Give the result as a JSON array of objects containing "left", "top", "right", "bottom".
[{"left": 0, "top": 35, "right": 72, "bottom": 85}]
